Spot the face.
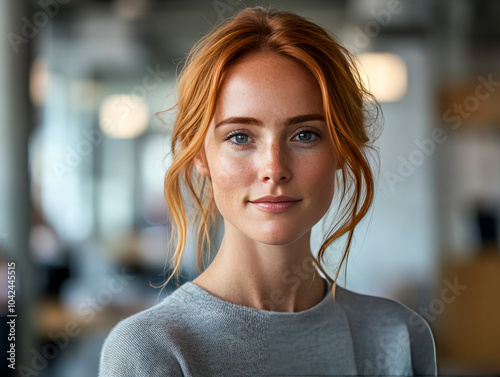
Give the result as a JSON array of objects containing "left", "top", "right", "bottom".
[{"left": 195, "top": 51, "right": 338, "bottom": 246}]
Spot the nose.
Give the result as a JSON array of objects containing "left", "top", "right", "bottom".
[{"left": 258, "top": 142, "right": 291, "bottom": 184}]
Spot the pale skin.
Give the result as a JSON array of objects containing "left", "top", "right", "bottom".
[{"left": 193, "top": 50, "right": 339, "bottom": 312}]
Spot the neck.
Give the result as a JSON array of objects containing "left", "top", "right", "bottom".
[{"left": 192, "top": 220, "right": 327, "bottom": 312}]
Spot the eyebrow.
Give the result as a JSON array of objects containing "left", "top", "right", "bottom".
[{"left": 214, "top": 114, "right": 326, "bottom": 128}]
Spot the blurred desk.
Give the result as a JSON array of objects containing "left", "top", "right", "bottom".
[
  {"left": 35, "top": 296, "right": 147, "bottom": 336},
  {"left": 435, "top": 252, "right": 500, "bottom": 373}
]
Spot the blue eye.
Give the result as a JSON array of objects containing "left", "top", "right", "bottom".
[
  {"left": 294, "top": 130, "right": 319, "bottom": 142},
  {"left": 232, "top": 134, "right": 249, "bottom": 144},
  {"left": 224, "top": 131, "right": 252, "bottom": 147}
]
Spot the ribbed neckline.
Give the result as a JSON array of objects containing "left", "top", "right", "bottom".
[{"left": 181, "top": 279, "right": 335, "bottom": 317}]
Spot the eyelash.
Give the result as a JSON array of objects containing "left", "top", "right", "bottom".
[{"left": 223, "top": 127, "right": 321, "bottom": 147}]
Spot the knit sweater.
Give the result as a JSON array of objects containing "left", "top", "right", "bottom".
[{"left": 98, "top": 280, "right": 437, "bottom": 376}]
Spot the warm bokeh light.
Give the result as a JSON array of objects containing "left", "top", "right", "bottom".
[
  {"left": 29, "top": 57, "right": 50, "bottom": 107},
  {"left": 357, "top": 52, "right": 407, "bottom": 102},
  {"left": 99, "top": 94, "right": 149, "bottom": 138}
]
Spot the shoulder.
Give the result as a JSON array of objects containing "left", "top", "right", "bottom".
[
  {"left": 335, "top": 285, "right": 437, "bottom": 376},
  {"left": 98, "top": 285, "right": 196, "bottom": 377},
  {"left": 336, "top": 285, "right": 423, "bottom": 324}
]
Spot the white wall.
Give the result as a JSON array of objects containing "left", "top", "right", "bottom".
[{"left": 313, "top": 38, "right": 438, "bottom": 305}]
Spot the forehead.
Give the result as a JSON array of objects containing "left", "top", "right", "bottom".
[{"left": 214, "top": 51, "right": 324, "bottom": 118}]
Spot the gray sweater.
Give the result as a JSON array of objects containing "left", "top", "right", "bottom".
[{"left": 98, "top": 280, "right": 437, "bottom": 376}]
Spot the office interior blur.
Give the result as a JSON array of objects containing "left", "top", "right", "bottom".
[{"left": 1, "top": 0, "right": 500, "bottom": 375}]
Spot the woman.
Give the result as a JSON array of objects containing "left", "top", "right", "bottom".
[{"left": 99, "top": 6, "right": 437, "bottom": 376}]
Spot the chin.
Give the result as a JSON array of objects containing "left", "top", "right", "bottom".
[{"left": 251, "top": 226, "right": 308, "bottom": 246}]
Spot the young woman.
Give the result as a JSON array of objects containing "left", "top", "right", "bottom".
[{"left": 99, "top": 7, "right": 437, "bottom": 376}]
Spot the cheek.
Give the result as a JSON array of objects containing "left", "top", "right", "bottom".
[
  {"left": 301, "top": 155, "right": 337, "bottom": 200},
  {"left": 209, "top": 153, "right": 252, "bottom": 203}
]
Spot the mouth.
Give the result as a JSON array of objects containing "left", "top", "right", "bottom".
[
  {"left": 250, "top": 195, "right": 301, "bottom": 203},
  {"left": 249, "top": 195, "right": 301, "bottom": 213}
]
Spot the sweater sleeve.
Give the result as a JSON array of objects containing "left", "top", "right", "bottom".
[
  {"left": 98, "top": 318, "right": 184, "bottom": 377},
  {"left": 407, "top": 311, "right": 438, "bottom": 376}
]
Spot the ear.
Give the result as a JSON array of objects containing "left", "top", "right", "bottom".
[{"left": 194, "top": 148, "right": 211, "bottom": 178}]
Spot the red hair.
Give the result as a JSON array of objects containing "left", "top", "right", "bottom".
[{"left": 162, "top": 6, "right": 381, "bottom": 295}]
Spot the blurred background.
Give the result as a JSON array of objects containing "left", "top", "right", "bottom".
[{"left": 1, "top": 0, "right": 500, "bottom": 375}]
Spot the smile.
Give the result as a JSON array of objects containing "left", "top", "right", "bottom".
[{"left": 249, "top": 195, "right": 301, "bottom": 213}]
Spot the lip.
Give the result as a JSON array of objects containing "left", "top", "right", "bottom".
[
  {"left": 251, "top": 195, "right": 301, "bottom": 203},
  {"left": 249, "top": 195, "right": 301, "bottom": 213}
]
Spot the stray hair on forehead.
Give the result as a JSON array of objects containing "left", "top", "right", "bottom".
[{"left": 159, "top": 6, "right": 382, "bottom": 295}]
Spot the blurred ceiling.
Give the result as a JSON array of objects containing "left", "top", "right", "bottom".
[{"left": 28, "top": 0, "right": 500, "bottom": 82}]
